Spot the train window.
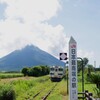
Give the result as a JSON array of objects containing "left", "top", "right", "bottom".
[
  {"left": 55, "top": 69, "right": 57, "bottom": 71},
  {"left": 50, "top": 68, "right": 54, "bottom": 71},
  {"left": 59, "top": 68, "right": 63, "bottom": 71},
  {"left": 58, "top": 73, "right": 63, "bottom": 75},
  {"left": 50, "top": 73, "right": 54, "bottom": 75}
]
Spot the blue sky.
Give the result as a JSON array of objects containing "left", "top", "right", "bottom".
[
  {"left": 0, "top": 3, "right": 6, "bottom": 19},
  {"left": 0, "top": 0, "right": 100, "bottom": 67},
  {"left": 49, "top": 0, "right": 100, "bottom": 67}
]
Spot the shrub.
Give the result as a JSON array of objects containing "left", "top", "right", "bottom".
[
  {"left": 94, "top": 88, "right": 100, "bottom": 98},
  {"left": 21, "top": 66, "right": 50, "bottom": 77},
  {"left": 0, "top": 84, "right": 15, "bottom": 100},
  {"left": 21, "top": 67, "right": 29, "bottom": 76},
  {"left": 89, "top": 73, "right": 100, "bottom": 89}
]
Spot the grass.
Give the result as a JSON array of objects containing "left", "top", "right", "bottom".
[
  {"left": 0, "top": 72, "right": 99, "bottom": 100},
  {"left": 0, "top": 84, "right": 15, "bottom": 100},
  {"left": 0, "top": 72, "right": 23, "bottom": 79},
  {"left": 15, "top": 76, "right": 50, "bottom": 100},
  {"left": 0, "top": 75, "right": 66, "bottom": 100},
  {"left": 48, "top": 79, "right": 68, "bottom": 100}
]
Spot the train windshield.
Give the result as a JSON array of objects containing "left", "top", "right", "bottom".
[
  {"left": 59, "top": 68, "right": 63, "bottom": 71},
  {"left": 50, "top": 68, "right": 54, "bottom": 71}
]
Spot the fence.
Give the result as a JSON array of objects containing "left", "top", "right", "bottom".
[{"left": 78, "top": 90, "right": 95, "bottom": 100}]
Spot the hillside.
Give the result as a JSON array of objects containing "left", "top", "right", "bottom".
[{"left": 0, "top": 45, "right": 65, "bottom": 71}]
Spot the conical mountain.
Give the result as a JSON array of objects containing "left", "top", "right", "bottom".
[{"left": 0, "top": 45, "right": 65, "bottom": 71}]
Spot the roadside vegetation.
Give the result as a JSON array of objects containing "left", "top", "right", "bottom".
[
  {"left": 77, "top": 57, "right": 100, "bottom": 98},
  {"left": 0, "top": 61, "right": 100, "bottom": 99},
  {"left": 0, "top": 72, "right": 23, "bottom": 79},
  {"left": 0, "top": 84, "right": 15, "bottom": 100},
  {"left": 21, "top": 65, "right": 50, "bottom": 77}
]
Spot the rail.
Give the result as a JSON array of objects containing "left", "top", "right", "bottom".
[
  {"left": 32, "top": 83, "right": 57, "bottom": 100},
  {"left": 42, "top": 83, "right": 57, "bottom": 100}
]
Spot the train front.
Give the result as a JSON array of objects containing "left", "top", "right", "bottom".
[{"left": 50, "top": 66, "right": 64, "bottom": 82}]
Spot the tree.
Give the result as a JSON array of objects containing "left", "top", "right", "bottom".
[
  {"left": 77, "top": 57, "right": 89, "bottom": 73},
  {"left": 27, "top": 68, "right": 34, "bottom": 76},
  {"left": 83, "top": 57, "right": 89, "bottom": 66},
  {"left": 41, "top": 66, "right": 50, "bottom": 75},
  {"left": 89, "top": 73, "right": 100, "bottom": 89},
  {"left": 21, "top": 65, "right": 50, "bottom": 77},
  {"left": 87, "top": 64, "right": 94, "bottom": 76},
  {"left": 77, "top": 60, "right": 82, "bottom": 72},
  {"left": 21, "top": 67, "right": 29, "bottom": 76},
  {"left": 33, "top": 66, "right": 42, "bottom": 76}
]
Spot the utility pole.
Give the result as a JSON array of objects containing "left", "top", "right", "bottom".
[
  {"left": 94, "top": 61, "right": 96, "bottom": 71},
  {"left": 77, "top": 57, "right": 84, "bottom": 99}
]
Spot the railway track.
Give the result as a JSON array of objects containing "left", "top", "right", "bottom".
[
  {"left": 33, "top": 87, "right": 45, "bottom": 98},
  {"left": 42, "top": 83, "right": 57, "bottom": 100},
  {"left": 33, "top": 83, "right": 58, "bottom": 100}
]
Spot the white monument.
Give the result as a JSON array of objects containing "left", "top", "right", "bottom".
[{"left": 69, "top": 36, "right": 78, "bottom": 100}]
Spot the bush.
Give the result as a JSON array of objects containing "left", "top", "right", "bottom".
[
  {"left": 94, "top": 88, "right": 100, "bottom": 98},
  {"left": 21, "top": 66, "right": 50, "bottom": 77},
  {"left": 89, "top": 73, "right": 100, "bottom": 89},
  {"left": 0, "top": 84, "right": 15, "bottom": 100},
  {"left": 21, "top": 67, "right": 29, "bottom": 76}
]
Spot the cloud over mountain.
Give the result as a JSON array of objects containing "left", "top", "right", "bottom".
[
  {"left": 0, "top": 0, "right": 94, "bottom": 65},
  {"left": 0, "top": 0, "right": 68, "bottom": 59}
]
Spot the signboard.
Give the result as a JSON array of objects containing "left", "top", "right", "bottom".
[
  {"left": 69, "top": 36, "right": 78, "bottom": 100},
  {"left": 59, "top": 53, "right": 68, "bottom": 60}
]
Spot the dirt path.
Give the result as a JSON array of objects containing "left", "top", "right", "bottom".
[{"left": 0, "top": 76, "right": 34, "bottom": 83}]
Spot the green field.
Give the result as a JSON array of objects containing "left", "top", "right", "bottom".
[
  {"left": 0, "top": 72, "right": 98, "bottom": 100},
  {"left": 0, "top": 72, "right": 23, "bottom": 79}
]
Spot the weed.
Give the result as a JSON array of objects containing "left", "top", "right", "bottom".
[
  {"left": 94, "top": 88, "right": 100, "bottom": 98},
  {"left": 0, "top": 84, "right": 15, "bottom": 100}
]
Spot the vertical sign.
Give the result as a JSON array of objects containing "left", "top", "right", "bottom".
[{"left": 69, "top": 36, "right": 78, "bottom": 100}]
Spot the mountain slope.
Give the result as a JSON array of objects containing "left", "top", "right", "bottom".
[{"left": 0, "top": 45, "right": 65, "bottom": 71}]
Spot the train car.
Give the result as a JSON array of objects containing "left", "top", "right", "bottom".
[{"left": 50, "top": 66, "right": 65, "bottom": 82}]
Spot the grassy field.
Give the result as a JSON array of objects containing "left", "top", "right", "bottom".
[
  {"left": 0, "top": 76, "right": 68, "bottom": 100},
  {"left": 0, "top": 74, "right": 98, "bottom": 100},
  {"left": 0, "top": 71, "right": 99, "bottom": 100},
  {"left": 0, "top": 72, "right": 23, "bottom": 79}
]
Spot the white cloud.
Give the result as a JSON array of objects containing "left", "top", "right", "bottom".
[
  {"left": 0, "top": 0, "right": 97, "bottom": 68},
  {"left": 78, "top": 49, "right": 94, "bottom": 64},
  {"left": 1, "top": 0, "right": 61, "bottom": 23},
  {"left": 0, "top": 0, "right": 69, "bottom": 58}
]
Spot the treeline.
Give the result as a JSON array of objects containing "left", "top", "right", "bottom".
[
  {"left": 21, "top": 65, "right": 50, "bottom": 77},
  {"left": 95, "top": 68, "right": 100, "bottom": 71}
]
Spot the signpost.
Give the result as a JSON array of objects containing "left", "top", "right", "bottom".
[
  {"left": 59, "top": 53, "right": 68, "bottom": 60},
  {"left": 59, "top": 52, "right": 68, "bottom": 94},
  {"left": 69, "top": 36, "right": 78, "bottom": 100}
]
